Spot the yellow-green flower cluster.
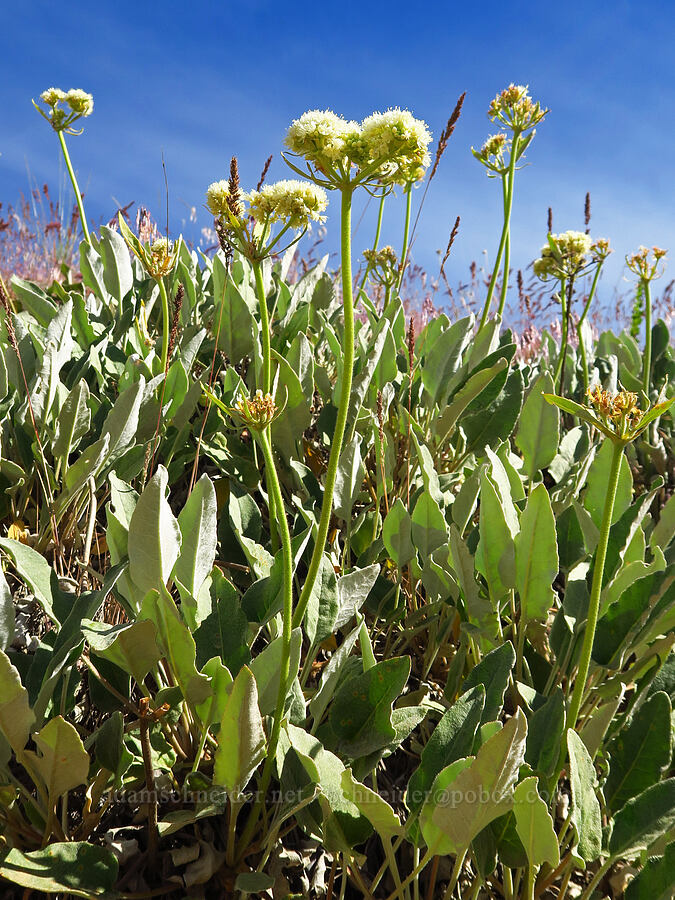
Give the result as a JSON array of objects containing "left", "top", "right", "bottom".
[
  {"left": 285, "top": 107, "right": 432, "bottom": 187},
  {"left": 626, "top": 245, "right": 667, "bottom": 282},
  {"left": 35, "top": 87, "right": 94, "bottom": 133},
  {"left": 248, "top": 180, "right": 328, "bottom": 230},
  {"left": 587, "top": 387, "right": 642, "bottom": 436},
  {"left": 488, "top": 84, "right": 548, "bottom": 133},
  {"left": 363, "top": 245, "right": 399, "bottom": 287},
  {"left": 533, "top": 230, "right": 593, "bottom": 280},
  {"left": 472, "top": 133, "right": 510, "bottom": 173},
  {"left": 591, "top": 237, "right": 612, "bottom": 263}
]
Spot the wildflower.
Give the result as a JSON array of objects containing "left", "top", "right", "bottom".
[
  {"left": 363, "top": 245, "right": 399, "bottom": 287},
  {"left": 472, "top": 133, "right": 510, "bottom": 173},
  {"left": 591, "top": 237, "right": 612, "bottom": 263},
  {"left": 234, "top": 390, "right": 279, "bottom": 430},
  {"left": 33, "top": 87, "right": 93, "bottom": 133},
  {"left": 285, "top": 109, "right": 360, "bottom": 168},
  {"left": 533, "top": 230, "right": 593, "bottom": 280},
  {"left": 488, "top": 83, "right": 548, "bottom": 132},
  {"left": 206, "top": 180, "right": 235, "bottom": 218},
  {"left": 118, "top": 215, "right": 179, "bottom": 279},
  {"left": 360, "top": 108, "right": 432, "bottom": 183},
  {"left": 626, "top": 245, "right": 667, "bottom": 282},
  {"left": 248, "top": 179, "right": 328, "bottom": 229}
]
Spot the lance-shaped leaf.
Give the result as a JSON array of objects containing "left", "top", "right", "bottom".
[
  {"left": 423, "top": 710, "right": 527, "bottom": 856},
  {"left": 0, "top": 650, "right": 34, "bottom": 754},
  {"left": 407, "top": 685, "right": 485, "bottom": 818},
  {"left": 383, "top": 499, "right": 415, "bottom": 568},
  {"left": 333, "top": 435, "right": 364, "bottom": 521},
  {"left": 515, "top": 484, "right": 559, "bottom": 623},
  {"left": 52, "top": 379, "right": 91, "bottom": 462},
  {"left": 0, "top": 538, "right": 57, "bottom": 623},
  {"left": 609, "top": 778, "right": 675, "bottom": 859},
  {"left": 329, "top": 656, "right": 411, "bottom": 759},
  {"left": 516, "top": 374, "right": 559, "bottom": 478},
  {"left": 173, "top": 473, "right": 217, "bottom": 623},
  {"left": 0, "top": 569, "right": 15, "bottom": 650},
  {"left": 512, "top": 776, "right": 560, "bottom": 868},
  {"left": 543, "top": 393, "right": 616, "bottom": 441},
  {"left": 82, "top": 618, "right": 162, "bottom": 687},
  {"left": 584, "top": 438, "right": 633, "bottom": 529},
  {"left": 305, "top": 554, "right": 339, "bottom": 647},
  {"left": 23, "top": 716, "right": 89, "bottom": 803},
  {"left": 128, "top": 465, "right": 182, "bottom": 595},
  {"left": 605, "top": 691, "right": 672, "bottom": 813},
  {"left": 249, "top": 628, "right": 302, "bottom": 717},
  {"left": 625, "top": 841, "right": 675, "bottom": 900},
  {"left": 477, "top": 468, "right": 518, "bottom": 603},
  {"left": 462, "top": 642, "right": 515, "bottom": 724},
  {"left": 213, "top": 665, "right": 266, "bottom": 797},
  {"left": 411, "top": 493, "right": 448, "bottom": 560},
  {"left": 567, "top": 729, "right": 602, "bottom": 863},
  {"left": 341, "top": 768, "right": 401, "bottom": 839},
  {"left": 0, "top": 843, "right": 118, "bottom": 898}
]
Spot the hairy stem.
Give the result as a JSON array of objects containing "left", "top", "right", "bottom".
[
  {"left": 480, "top": 133, "right": 520, "bottom": 329},
  {"left": 497, "top": 173, "right": 511, "bottom": 318},
  {"left": 566, "top": 439, "right": 624, "bottom": 731},
  {"left": 157, "top": 277, "right": 170, "bottom": 373},
  {"left": 642, "top": 278, "right": 652, "bottom": 395},
  {"left": 293, "top": 186, "right": 355, "bottom": 629},
  {"left": 58, "top": 130, "right": 90, "bottom": 244},
  {"left": 397, "top": 182, "right": 413, "bottom": 292}
]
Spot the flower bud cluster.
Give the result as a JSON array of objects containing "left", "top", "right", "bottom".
[
  {"left": 235, "top": 390, "right": 279, "bottom": 429},
  {"left": 533, "top": 230, "right": 593, "bottom": 280},
  {"left": 587, "top": 387, "right": 643, "bottom": 437},
  {"left": 35, "top": 87, "right": 94, "bottom": 133},
  {"left": 363, "top": 245, "right": 399, "bottom": 287},
  {"left": 488, "top": 84, "right": 548, "bottom": 133},
  {"left": 472, "top": 133, "right": 510, "bottom": 174},
  {"left": 285, "top": 107, "right": 432, "bottom": 187},
  {"left": 626, "top": 245, "right": 667, "bottom": 282},
  {"left": 591, "top": 238, "right": 612, "bottom": 263}
]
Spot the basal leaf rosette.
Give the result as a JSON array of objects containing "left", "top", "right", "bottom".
[{"left": 33, "top": 87, "right": 94, "bottom": 134}]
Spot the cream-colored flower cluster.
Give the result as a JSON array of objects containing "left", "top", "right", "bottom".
[
  {"left": 206, "top": 180, "right": 245, "bottom": 219},
  {"left": 235, "top": 390, "right": 279, "bottom": 429},
  {"left": 35, "top": 87, "right": 94, "bottom": 132},
  {"left": 626, "top": 245, "right": 667, "bottom": 282},
  {"left": 534, "top": 230, "right": 593, "bottom": 280},
  {"left": 248, "top": 180, "right": 328, "bottom": 230},
  {"left": 591, "top": 237, "right": 612, "bottom": 263},
  {"left": 488, "top": 84, "right": 548, "bottom": 133},
  {"left": 472, "top": 132, "right": 510, "bottom": 173},
  {"left": 285, "top": 107, "right": 432, "bottom": 186}
]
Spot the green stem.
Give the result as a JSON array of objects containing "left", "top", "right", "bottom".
[
  {"left": 157, "top": 277, "right": 170, "bottom": 373},
  {"left": 578, "top": 857, "right": 613, "bottom": 900},
  {"left": 236, "top": 425, "right": 293, "bottom": 860},
  {"left": 58, "top": 130, "right": 90, "bottom": 244},
  {"left": 358, "top": 193, "right": 386, "bottom": 296},
  {"left": 479, "top": 133, "right": 520, "bottom": 329},
  {"left": 577, "top": 264, "right": 602, "bottom": 395},
  {"left": 558, "top": 275, "right": 574, "bottom": 395},
  {"left": 553, "top": 277, "right": 567, "bottom": 388},
  {"left": 497, "top": 174, "right": 511, "bottom": 318},
  {"left": 252, "top": 259, "right": 272, "bottom": 394},
  {"left": 442, "top": 850, "right": 467, "bottom": 900},
  {"left": 642, "top": 279, "right": 652, "bottom": 396},
  {"left": 292, "top": 186, "right": 355, "bottom": 630},
  {"left": 524, "top": 865, "right": 535, "bottom": 900},
  {"left": 566, "top": 439, "right": 624, "bottom": 732},
  {"left": 251, "top": 259, "right": 278, "bottom": 552},
  {"left": 397, "top": 182, "right": 413, "bottom": 292}
]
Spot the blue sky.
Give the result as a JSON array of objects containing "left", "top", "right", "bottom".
[{"left": 3, "top": 0, "right": 675, "bottom": 318}]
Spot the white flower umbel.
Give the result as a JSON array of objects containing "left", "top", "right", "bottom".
[
  {"left": 285, "top": 109, "right": 361, "bottom": 170},
  {"left": 360, "top": 108, "right": 432, "bottom": 184},
  {"left": 534, "top": 230, "right": 593, "bottom": 280}
]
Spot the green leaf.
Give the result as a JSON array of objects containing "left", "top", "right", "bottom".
[
  {"left": 23, "top": 715, "right": 90, "bottom": 801},
  {"left": 194, "top": 570, "right": 250, "bottom": 675},
  {"left": 477, "top": 468, "right": 518, "bottom": 604},
  {"left": 383, "top": 498, "right": 415, "bottom": 567},
  {"left": 609, "top": 778, "right": 675, "bottom": 858},
  {"left": 213, "top": 665, "right": 266, "bottom": 797},
  {"left": 249, "top": 628, "right": 302, "bottom": 717},
  {"left": 625, "top": 841, "right": 675, "bottom": 900},
  {"left": 0, "top": 538, "right": 57, "bottom": 623},
  {"left": 406, "top": 685, "right": 485, "bottom": 818},
  {"left": 0, "top": 568, "right": 15, "bottom": 650},
  {"left": 305, "top": 554, "right": 339, "bottom": 646},
  {"left": 512, "top": 776, "right": 560, "bottom": 868},
  {"left": 423, "top": 710, "right": 527, "bottom": 855},
  {"left": 10, "top": 276, "right": 57, "bottom": 326},
  {"left": 128, "top": 465, "right": 182, "bottom": 595},
  {"left": 525, "top": 689, "right": 564, "bottom": 777},
  {"left": 0, "top": 843, "right": 118, "bottom": 897},
  {"left": 216, "top": 268, "right": 256, "bottom": 363},
  {"left": 234, "top": 872, "right": 275, "bottom": 894},
  {"left": 411, "top": 493, "right": 448, "bottom": 560},
  {"left": 567, "top": 729, "right": 602, "bottom": 863},
  {"left": 335, "top": 565, "right": 379, "bottom": 629},
  {"left": 329, "top": 656, "right": 411, "bottom": 758},
  {"left": 542, "top": 393, "right": 615, "bottom": 440},
  {"left": 515, "top": 484, "right": 558, "bottom": 623},
  {"left": 0, "top": 649, "right": 35, "bottom": 754},
  {"left": 83, "top": 618, "right": 162, "bottom": 686},
  {"left": 463, "top": 368, "right": 524, "bottom": 453},
  {"left": 341, "top": 768, "right": 401, "bottom": 839},
  {"left": 99, "top": 225, "right": 133, "bottom": 302},
  {"left": 651, "top": 491, "right": 675, "bottom": 550},
  {"left": 605, "top": 691, "right": 672, "bottom": 813},
  {"left": 462, "top": 642, "right": 516, "bottom": 724},
  {"left": 173, "top": 474, "right": 217, "bottom": 625},
  {"left": 333, "top": 435, "right": 364, "bottom": 521},
  {"left": 515, "top": 374, "right": 559, "bottom": 478},
  {"left": 141, "top": 589, "right": 212, "bottom": 708},
  {"left": 52, "top": 379, "right": 91, "bottom": 462},
  {"left": 421, "top": 316, "right": 474, "bottom": 406},
  {"left": 584, "top": 438, "right": 633, "bottom": 529}
]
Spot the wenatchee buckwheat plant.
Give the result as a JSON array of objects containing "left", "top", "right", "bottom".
[{"left": 0, "top": 83, "right": 673, "bottom": 900}]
